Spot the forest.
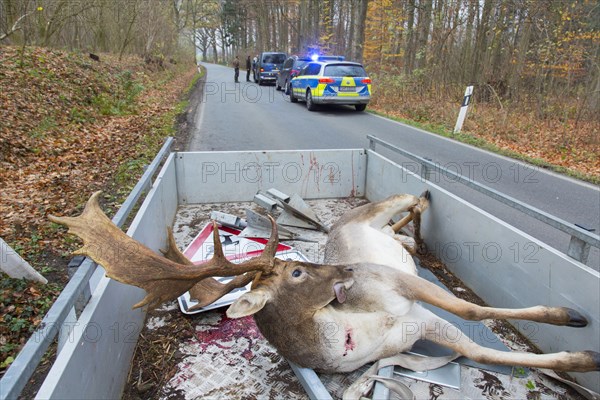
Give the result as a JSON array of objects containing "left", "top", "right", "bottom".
[{"left": 1, "top": 0, "right": 599, "bottom": 176}]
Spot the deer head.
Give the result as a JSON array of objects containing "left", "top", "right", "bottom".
[
  {"left": 227, "top": 260, "right": 355, "bottom": 318},
  {"left": 48, "top": 191, "right": 281, "bottom": 309}
]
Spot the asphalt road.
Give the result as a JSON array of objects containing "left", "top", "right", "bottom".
[{"left": 189, "top": 62, "right": 600, "bottom": 269}]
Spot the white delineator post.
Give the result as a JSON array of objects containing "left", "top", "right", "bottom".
[
  {"left": 0, "top": 237, "right": 47, "bottom": 283},
  {"left": 454, "top": 85, "right": 474, "bottom": 133}
]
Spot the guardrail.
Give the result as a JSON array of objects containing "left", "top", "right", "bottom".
[
  {"left": 0, "top": 137, "right": 174, "bottom": 400},
  {"left": 367, "top": 135, "right": 599, "bottom": 265}
]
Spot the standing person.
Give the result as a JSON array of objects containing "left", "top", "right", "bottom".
[
  {"left": 246, "top": 56, "right": 251, "bottom": 82},
  {"left": 233, "top": 56, "right": 240, "bottom": 83}
]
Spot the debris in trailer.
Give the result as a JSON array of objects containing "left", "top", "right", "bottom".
[
  {"left": 209, "top": 211, "right": 247, "bottom": 230},
  {"left": 255, "top": 189, "right": 330, "bottom": 232},
  {"left": 176, "top": 221, "right": 309, "bottom": 315},
  {"left": 277, "top": 193, "right": 330, "bottom": 232},
  {"left": 253, "top": 192, "right": 278, "bottom": 213},
  {"left": 240, "top": 209, "right": 300, "bottom": 240}
]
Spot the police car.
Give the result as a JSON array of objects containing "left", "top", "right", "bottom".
[{"left": 288, "top": 60, "right": 371, "bottom": 111}]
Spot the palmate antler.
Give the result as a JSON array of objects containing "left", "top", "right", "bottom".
[{"left": 49, "top": 191, "right": 279, "bottom": 309}]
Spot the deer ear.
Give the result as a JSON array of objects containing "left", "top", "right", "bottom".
[{"left": 227, "top": 289, "right": 271, "bottom": 318}]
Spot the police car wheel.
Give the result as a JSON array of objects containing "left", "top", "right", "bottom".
[
  {"left": 306, "top": 90, "right": 317, "bottom": 111},
  {"left": 355, "top": 104, "right": 367, "bottom": 112}
]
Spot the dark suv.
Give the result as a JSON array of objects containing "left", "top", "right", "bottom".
[
  {"left": 276, "top": 55, "right": 311, "bottom": 92},
  {"left": 254, "top": 52, "right": 287, "bottom": 85}
]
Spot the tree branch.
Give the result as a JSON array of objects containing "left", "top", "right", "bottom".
[{"left": 0, "top": 9, "right": 35, "bottom": 42}]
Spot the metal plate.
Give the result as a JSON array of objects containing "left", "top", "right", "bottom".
[{"left": 395, "top": 357, "right": 461, "bottom": 390}]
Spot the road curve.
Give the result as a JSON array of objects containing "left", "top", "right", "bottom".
[{"left": 189, "top": 62, "right": 600, "bottom": 268}]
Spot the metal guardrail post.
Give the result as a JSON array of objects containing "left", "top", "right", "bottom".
[
  {"left": 421, "top": 159, "right": 434, "bottom": 181},
  {"left": 366, "top": 135, "right": 599, "bottom": 264},
  {"left": 420, "top": 163, "right": 430, "bottom": 181},
  {"left": 368, "top": 136, "right": 376, "bottom": 151},
  {"left": 568, "top": 236, "right": 591, "bottom": 264},
  {"left": 0, "top": 137, "right": 174, "bottom": 400}
]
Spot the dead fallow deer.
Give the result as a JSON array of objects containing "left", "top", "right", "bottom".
[{"left": 49, "top": 191, "right": 599, "bottom": 397}]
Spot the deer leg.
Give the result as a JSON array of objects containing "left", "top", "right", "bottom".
[
  {"left": 421, "top": 311, "right": 600, "bottom": 372},
  {"left": 362, "top": 194, "right": 421, "bottom": 229},
  {"left": 387, "top": 191, "right": 429, "bottom": 255},
  {"left": 388, "top": 191, "right": 430, "bottom": 232},
  {"left": 391, "top": 211, "right": 415, "bottom": 233},
  {"left": 409, "top": 204, "right": 426, "bottom": 255},
  {"left": 394, "top": 269, "right": 589, "bottom": 327}
]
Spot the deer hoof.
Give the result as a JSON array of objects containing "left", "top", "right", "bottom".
[
  {"left": 420, "top": 190, "right": 431, "bottom": 201},
  {"left": 584, "top": 351, "right": 600, "bottom": 370},
  {"left": 565, "top": 308, "right": 588, "bottom": 327}
]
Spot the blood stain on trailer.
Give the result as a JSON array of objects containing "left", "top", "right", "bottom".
[{"left": 194, "top": 312, "right": 262, "bottom": 358}]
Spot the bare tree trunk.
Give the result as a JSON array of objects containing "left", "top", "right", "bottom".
[
  {"left": 404, "top": 0, "right": 416, "bottom": 74},
  {"left": 310, "top": 0, "right": 319, "bottom": 50},
  {"left": 347, "top": 0, "right": 355, "bottom": 60},
  {"left": 461, "top": 0, "right": 477, "bottom": 82},
  {"left": 473, "top": 0, "right": 493, "bottom": 83},
  {"left": 353, "top": 0, "right": 368, "bottom": 63},
  {"left": 118, "top": 1, "right": 139, "bottom": 61},
  {"left": 415, "top": 0, "right": 432, "bottom": 71}
]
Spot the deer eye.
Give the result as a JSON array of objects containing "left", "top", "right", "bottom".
[{"left": 292, "top": 269, "right": 302, "bottom": 278}]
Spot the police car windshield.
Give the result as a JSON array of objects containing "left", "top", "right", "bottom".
[
  {"left": 263, "top": 54, "right": 286, "bottom": 63},
  {"left": 324, "top": 64, "right": 367, "bottom": 77}
]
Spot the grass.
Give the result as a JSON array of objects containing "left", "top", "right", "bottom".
[
  {"left": 92, "top": 70, "right": 145, "bottom": 116},
  {"left": 368, "top": 109, "right": 599, "bottom": 185},
  {"left": 0, "top": 276, "right": 62, "bottom": 363},
  {"left": 106, "top": 65, "right": 202, "bottom": 202},
  {"left": 171, "top": 65, "right": 204, "bottom": 118}
]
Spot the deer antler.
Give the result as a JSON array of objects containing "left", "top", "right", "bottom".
[
  {"left": 49, "top": 191, "right": 279, "bottom": 309},
  {"left": 161, "top": 228, "right": 258, "bottom": 310}
]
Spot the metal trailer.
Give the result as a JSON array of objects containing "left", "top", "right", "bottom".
[{"left": 1, "top": 137, "right": 598, "bottom": 399}]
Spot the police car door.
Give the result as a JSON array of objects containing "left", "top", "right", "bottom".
[{"left": 293, "top": 63, "right": 319, "bottom": 100}]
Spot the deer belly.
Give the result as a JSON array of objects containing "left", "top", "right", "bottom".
[{"left": 315, "top": 312, "right": 412, "bottom": 372}]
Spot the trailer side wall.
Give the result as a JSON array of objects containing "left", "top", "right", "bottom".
[
  {"left": 174, "top": 150, "right": 366, "bottom": 203},
  {"left": 36, "top": 154, "right": 180, "bottom": 399},
  {"left": 365, "top": 150, "right": 600, "bottom": 392}
]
